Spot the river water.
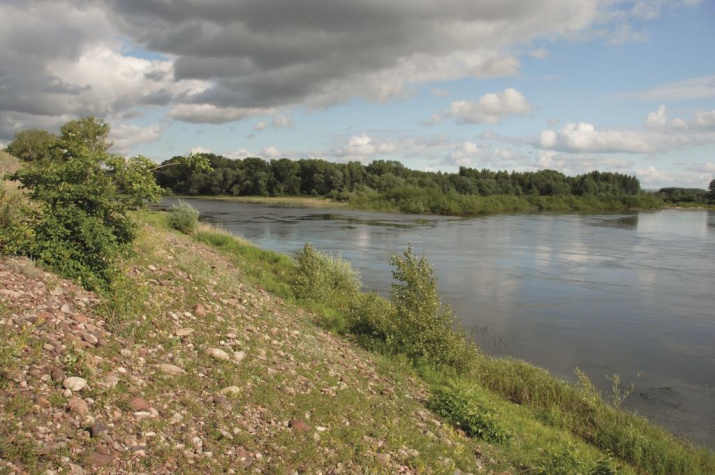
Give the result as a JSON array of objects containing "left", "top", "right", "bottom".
[{"left": 162, "top": 198, "right": 715, "bottom": 449}]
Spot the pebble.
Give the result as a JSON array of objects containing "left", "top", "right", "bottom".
[
  {"left": 67, "top": 397, "right": 89, "bottom": 415},
  {"left": 51, "top": 368, "right": 66, "bottom": 382},
  {"left": 176, "top": 328, "right": 195, "bottom": 337},
  {"left": 288, "top": 419, "right": 310, "bottom": 432},
  {"left": 63, "top": 377, "right": 87, "bottom": 392},
  {"left": 61, "top": 304, "right": 71, "bottom": 314},
  {"left": 194, "top": 303, "right": 207, "bottom": 318},
  {"left": 86, "top": 452, "right": 113, "bottom": 467},
  {"left": 207, "top": 348, "right": 231, "bottom": 361},
  {"left": 220, "top": 386, "right": 241, "bottom": 396},
  {"left": 376, "top": 453, "right": 391, "bottom": 465},
  {"left": 129, "top": 397, "right": 149, "bottom": 411},
  {"left": 156, "top": 364, "right": 184, "bottom": 375},
  {"left": 88, "top": 422, "right": 108, "bottom": 438}
]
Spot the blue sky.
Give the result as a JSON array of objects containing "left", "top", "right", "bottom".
[{"left": 1, "top": 0, "right": 713, "bottom": 188}]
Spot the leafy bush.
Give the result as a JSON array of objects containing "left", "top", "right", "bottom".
[
  {"left": 167, "top": 200, "right": 200, "bottom": 234},
  {"left": 429, "top": 384, "right": 511, "bottom": 443},
  {"left": 291, "top": 243, "right": 360, "bottom": 303}
]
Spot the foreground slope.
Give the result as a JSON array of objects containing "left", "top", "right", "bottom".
[{"left": 0, "top": 225, "right": 496, "bottom": 474}]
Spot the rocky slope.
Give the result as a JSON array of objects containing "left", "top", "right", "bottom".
[{"left": 0, "top": 226, "right": 496, "bottom": 474}]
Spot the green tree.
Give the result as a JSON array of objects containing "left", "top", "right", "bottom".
[
  {"left": 9, "top": 117, "right": 209, "bottom": 289},
  {"left": 708, "top": 179, "right": 715, "bottom": 204},
  {"left": 6, "top": 129, "right": 60, "bottom": 162}
]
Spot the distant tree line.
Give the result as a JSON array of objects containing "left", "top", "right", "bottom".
[
  {"left": 153, "top": 154, "right": 664, "bottom": 214},
  {"left": 658, "top": 186, "right": 711, "bottom": 205}
]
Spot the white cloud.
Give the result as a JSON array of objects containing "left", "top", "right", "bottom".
[
  {"left": 434, "top": 88, "right": 530, "bottom": 124},
  {"left": 109, "top": 123, "right": 162, "bottom": 154},
  {"left": 621, "top": 75, "right": 715, "bottom": 101},
  {"left": 694, "top": 110, "right": 715, "bottom": 128},
  {"left": 635, "top": 165, "right": 713, "bottom": 189},
  {"left": 645, "top": 105, "right": 687, "bottom": 129},
  {"left": 539, "top": 107, "right": 715, "bottom": 154},
  {"left": 189, "top": 146, "right": 213, "bottom": 155},
  {"left": 333, "top": 133, "right": 396, "bottom": 161},
  {"left": 529, "top": 48, "right": 551, "bottom": 60},
  {"left": 254, "top": 121, "right": 268, "bottom": 131},
  {"left": 260, "top": 146, "right": 282, "bottom": 159},
  {"left": 226, "top": 148, "right": 253, "bottom": 159}
]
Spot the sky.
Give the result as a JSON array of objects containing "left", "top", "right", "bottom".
[{"left": 1, "top": 0, "right": 714, "bottom": 189}]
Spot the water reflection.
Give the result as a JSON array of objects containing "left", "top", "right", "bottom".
[{"left": 158, "top": 199, "right": 715, "bottom": 449}]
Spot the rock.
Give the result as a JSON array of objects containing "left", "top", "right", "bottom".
[
  {"left": 67, "top": 397, "right": 89, "bottom": 415},
  {"left": 82, "top": 333, "right": 98, "bottom": 345},
  {"left": 63, "top": 377, "right": 87, "bottom": 392},
  {"left": 207, "top": 348, "right": 231, "bottom": 361},
  {"left": 61, "top": 304, "right": 71, "bottom": 314},
  {"left": 86, "top": 451, "right": 113, "bottom": 467},
  {"left": 194, "top": 303, "right": 207, "bottom": 318},
  {"left": 133, "top": 411, "right": 153, "bottom": 419},
  {"left": 376, "top": 453, "right": 391, "bottom": 465},
  {"left": 220, "top": 386, "right": 241, "bottom": 396},
  {"left": 51, "top": 368, "right": 65, "bottom": 382},
  {"left": 72, "top": 314, "right": 87, "bottom": 324},
  {"left": 288, "top": 419, "right": 310, "bottom": 432},
  {"left": 36, "top": 396, "right": 51, "bottom": 408},
  {"left": 147, "top": 265, "right": 157, "bottom": 271},
  {"left": 88, "top": 422, "right": 108, "bottom": 438},
  {"left": 212, "top": 396, "right": 231, "bottom": 409},
  {"left": 176, "top": 328, "right": 195, "bottom": 337},
  {"left": 234, "top": 351, "right": 246, "bottom": 363},
  {"left": 120, "top": 349, "right": 132, "bottom": 357},
  {"left": 156, "top": 364, "right": 183, "bottom": 375},
  {"left": 129, "top": 397, "right": 149, "bottom": 411}
]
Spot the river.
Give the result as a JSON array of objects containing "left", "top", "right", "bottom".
[{"left": 161, "top": 198, "right": 715, "bottom": 449}]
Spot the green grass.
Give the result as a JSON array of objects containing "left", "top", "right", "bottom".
[{"left": 134, "top": 210, "right": 714, "bottom": 474}]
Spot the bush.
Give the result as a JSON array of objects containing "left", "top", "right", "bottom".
[
  {"left": 429, "top": 384, "right": 511, "bottom": 443},
  {"left": 167, "top": 200, "right": 200, "bottom": 234},
  {"left": 291, "top": 243, "right": 360, "bottom": 303}
]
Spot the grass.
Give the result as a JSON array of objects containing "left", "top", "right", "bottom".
[
  {"left": 174, "top": 195, "right": 348, "bottom": 209},
  {"left": 136, "top": 209, "right": 714, "bottom": 474}
]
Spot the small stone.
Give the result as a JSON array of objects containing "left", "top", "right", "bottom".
[
  {"left": 156, "top": 364, "right": 183, "bottom": 375},
  {"left": 120, "top": 349, "right": 132, "bottom": 357},
  {"left": 129, "top": 397, "right": 149, "bottom": 411},
  {"left": 63, "top": 377, "right": 87, "bottom": 392},
  {"left": 194, "top": 303, "right": 207, "bottom": 318},
  {"left": 86, "top": 451, "right": 113, "bottom": 467},
  {"left": 36, "top": 396, "right": 51, "bottom": 408},
  {"left": 212, "top": 396, "right": 231, "bottom": 409},
  {"left": 289, "top": 419, "right": 310, "bottom": 432},
  {"left": 61, "top": 304, "right": 71, "bottom": 314},
  {"left": 176, "top": 328, "right": 194, "bottom": 337},
  {"left": 67, "top": 397, "right": 89, "bottom": 415},
  {"left": 72, "top": 314, "right": 87, "bottom": 324},
  {"left": 376, "top": 453, "right": 391, "bottom": 465},
  {"left": 207, "top": 348, "right": 230, "bottom": 361},
  {"left": 82, "top": 333, "right": 98, "bottom": 345},
  {"left": 68, "top": 463, "right": 85, "bottom": 475},
  {"left": 220, "top": 386, "right": 241, "bottom": 396},
  {"left": 88, "top": 421, "right": 108, "bottom": 438},
  {"left": 147, "top": 265, "right": 157, "bottom": 271},
  {"left": 51, "top": 368, "right": 65, "bottom": 382},
  {"left": 234, "top": 351, "right": 246, "bottom": 363},
  {"left": 133, "top": 411, "right": 153, "bottom": 419}
]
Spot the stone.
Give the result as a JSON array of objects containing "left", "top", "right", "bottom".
[
  {"left": 156, "top": 364, "right": 183, "bottom": 375},
  {"left": 376, "top": 453, "right": 391, "bottom": 465},
  {"left": 51, "top": 368, "right": 65, "bottom": 382},
  {"left": 67, "top": 397, "right": 89, "bottom": 415},
  {"left": 129, "top": 397, "right": 149, "bottom": 411},
  {"left": 212, "top": 396, "right": 231, "bottom": 409},
  {"left": 86, "top": 451, "right": 113, "bottom": 467},
  {"left": 61, "top": 304, "right": 71, "bottom": 314},
  {"left": 220, "top": 386, "right": 241, "bottom": 396},
  {"left": 63, "top": 377, "right": 87, "bottom": 392},
  {"left": 207, "top": 348, "right": 230, "bottom": 361},
  {"left": 194, "top": 303, "right": 207, "bottom": 318},
  {"left": 288, "top": 419, "right": 310, "bottom": 432},
  {"left": 234, "top": 351, "right": 246, "bottom": 363},
  {"left": 88, "top": 421, "right": 108, "bottom": 438},
  {"left": 82, "top": 333, "right": 98, "bottom": 345},
  {"left": 176, "top": 328, "right": 194, "bottom": 337}
]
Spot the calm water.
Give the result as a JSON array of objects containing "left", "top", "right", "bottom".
[{"left": 163, "top": 199, "right": 715, "bottom": 448}]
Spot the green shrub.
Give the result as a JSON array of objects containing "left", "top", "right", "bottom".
[
  {"left": 291, "top": 243, "right": 360, "bottom": 303},
  {"left": 167, "top": 200, "right": 200, "bottom": 234},
  {"left": 428, "top": 384, "right": 511, "bottom": 444}
]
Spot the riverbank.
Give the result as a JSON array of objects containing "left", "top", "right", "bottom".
[
  {"left": 171, "top": 193, "right": 667, "bottom": 216},
  {"left": 4, "top": 209, "right": 711, "bottom": 473}
]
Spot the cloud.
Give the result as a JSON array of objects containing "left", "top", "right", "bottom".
[
  {"left": 538, "top": 107, "right": 715, "bottom": 153},
  {"left": 694, "top": 110, "right": 715, "bottom": 128},
  {"left": 109, "top": 123, "right": 162, "bottom": 154},
  {"left": 528, "top": 48, "right": 551, "bottom": 59},
  {"left": 333, "top": 133, "right": 396, "bottom": 162},
  {"left": 168, "top": 104, "right": 274, "bottom": 124},
  {"left": 225, "top": 148, "right": 253, "bottom": 159},
  {"left": 433, "top": 88, "right": 531, "bottom": 124},
  {"left": 260, "top": 146, "right": 282, "bottom": 159},
  {"left": 189, "top": 146, "right": 213, "bottom": 155},
  {"left": 621, "top": 75, "right": 715, "bottom": 101},
  {"left": 254, "top": 121, "right": 268, "bottom": 131}
]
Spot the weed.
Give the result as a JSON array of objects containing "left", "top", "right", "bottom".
[{"left": 167, "top": 200, "right": 200, "bottom": 234}]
